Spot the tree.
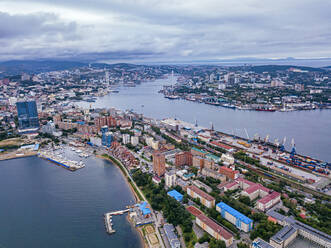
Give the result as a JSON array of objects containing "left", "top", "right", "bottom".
[
  {"left": 209, "top": 239, "right": 226, "bottom": 248},
  {"left": 198, "top": 233, "right": 210, "bottom": 243},
  {"left": 238, "top": 242, "right": 249, "bottom": 248}
]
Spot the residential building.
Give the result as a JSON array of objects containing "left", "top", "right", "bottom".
[
  {"left": 164, "top": 224, "right": 181, "bottom": 248},
  {"left": 153, "top": 151, "right": 165, "bottom": 177},
  {"left": 219, "top": 166, "right": 239, "bottom": 180},
  {"left": 216, "top": 202, "right": 253, "bottom": 232},
  {"left": 201, "top": 168, "right": 226, "bottom": 182},
  {"left": 175, "top": 151, "right": 193, "bottom": 167},
  {"left": 187, "top": 185, "right": 215, "bottom": 208},
  {"left": 131, "top": 136, "right": 139, "bottom": 146},
  {"left": 187, "top": 206, "right": 233, "bottom": 247},
  {"left": 122, "top": 133, "right": 130, "bottom": 144},
  {"left": 165, "top": 171, "right": 177, "bottom": 188}
]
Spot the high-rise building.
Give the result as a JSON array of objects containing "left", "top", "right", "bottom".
[
  {"left": 175, "top": 151, "right": 193, "bottom": 167},
  {"left": 122, "top": 134, "right": 130, "bottom": 144},
  {"left": 101, "top": 126, "right": 110, "bottom": 146},
  {"left": 16, "top": 100, "right": 39, "bottom": 132},
  {"left": 102, "top": 132, "right": 113, "bottom": 147},
  {"left": 153, "top": 151, "right": 165, "bottom": 177}
]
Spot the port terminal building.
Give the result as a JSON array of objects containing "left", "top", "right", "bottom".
[{"left": 216, "top": 202, "right": 253, "bottom": 232}]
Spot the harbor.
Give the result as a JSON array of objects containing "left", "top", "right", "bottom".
[
  {"left": 38, "top": 149, "right": 85, "bottom": 171},
  {"left": 104, "top": 209, "right": 130, "bottom": 234},
  {"left": 0, "top": 155, "right": 143, "bottom": 248}
]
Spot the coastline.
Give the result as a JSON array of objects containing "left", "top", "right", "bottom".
[
  {"left": 96, "top": 154, "right": 149, "bottom": 248},
  {"left": 126, "top": 214, "right": 149, "bottom": 248},
  {"left": 96, "top": 154, "right": 141, "bottom": 202}
]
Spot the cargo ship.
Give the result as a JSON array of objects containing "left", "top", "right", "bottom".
[
  {"left": 255, "top": 107, "right": 276, "bottom": 112},
  {"left": 165, "top": 95, "right": 180, "bottom": 100}
]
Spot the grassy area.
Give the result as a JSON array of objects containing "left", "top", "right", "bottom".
[
  {"left": 128, "top": 177, "right": 144, "bottom": 201},
  {"left": 0, "top": 138, "right": 23, "bottom": 149},
  {"left": 182, "top": 228, "right": 197, "bottom": 248}
]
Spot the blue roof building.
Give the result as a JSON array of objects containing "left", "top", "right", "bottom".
[
  {"left": 167, "top": 190, "right": 183, "bottom": 202},
  {"left": 138, "top": 201, "right": 151, "bottom": 216},
  {"left": 216, "top": 202, "right": 253, "bottom": 232}
]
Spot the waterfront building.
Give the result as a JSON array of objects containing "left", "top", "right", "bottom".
[
  {"left": 165, "top": 171, "right": 177, "bottom": 187},
  {"left": 216, "top": 202, "right": 253, "bottom": 232},
  {"left": 163, "top": 224, "right": 181, "bottom": 248},
  {"left": 16, "top": 100, "right": 39, "bottom": 132},
  {"left": 187, "top": 206, "right": 233, "bottom": 247},
  {"left": 153, "top": 151, "right": 165, "bottom": 177},
  {"left": 187, "top": 185, "right": 215, "bottom": 208},
  {"left": 167, "top": 190, "right": 183, "bottom": 202},
  {"left": 175, "top": 151, "right": 192, "bottom": 167}
]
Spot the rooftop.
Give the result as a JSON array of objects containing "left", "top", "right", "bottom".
[
  {"left": 258, "top": 191, "right": 281, "bottom": 204},
  {"left": 186, "top": 206, "right": 233, "bottom": 240},
  {"left": 270, "top": 225, "right": 297, "bottom": 244},
  {"left": 216, "top": 202, "right": 253, "bottom": 225},
  {"left": 167, "top": 190, "right": 183, "bottom": 201},
  {"left": 187, "top": 185, "right": 215, "bottom": 202}
]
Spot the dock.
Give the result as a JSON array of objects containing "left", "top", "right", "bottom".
[
  {"left": 104, "top": 213, "right": 116, "bottom": 234},
  {"left": 104, "top": 209, "right": 131, "bottom": 234}
]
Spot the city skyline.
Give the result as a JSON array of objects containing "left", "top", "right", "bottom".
[{"left": 1, "top": 0, "right": 331, "bottom": 62}]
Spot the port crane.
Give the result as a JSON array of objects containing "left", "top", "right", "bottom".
[
  {"left": 279, "top": 137, "right": 287, "bottom": 151},
  {"left": 264, "top": 134, "right": 270, "bottom": 143},
  {"left": 244, "top": 128, "right": 251, "bottom": 143}
]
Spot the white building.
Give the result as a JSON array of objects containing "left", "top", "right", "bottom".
[
  {"left": 131, "top": 136, "right": 139, "bottom": 146},
  {"left": 122, "top": 134, "right": 130, "bottom": 145},
  {"left": 165, "top": 171, "right": 177, "bottom": 188},
  {"left": 221, "top": 153, "right": 235, "bottom": 165}
]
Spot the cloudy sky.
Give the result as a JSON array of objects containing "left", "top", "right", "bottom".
[{"left": 0, "top": 0, "right": 331, "bottom": 62}]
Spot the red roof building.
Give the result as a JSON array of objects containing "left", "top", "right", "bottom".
[{"left": 187, "top": 206, "right": 233, "bottom": 247}]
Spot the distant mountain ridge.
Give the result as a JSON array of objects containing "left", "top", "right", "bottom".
[{"left": 0, "top": 60, "right": 87, "bottom": 76}]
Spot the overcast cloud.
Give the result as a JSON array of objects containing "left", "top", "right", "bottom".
[{"left": 0, "top": 0, "right": 330, "bottom": 62}]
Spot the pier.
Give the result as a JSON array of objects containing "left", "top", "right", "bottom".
[{"left": 104, "top": 209, "right": 130, "bottom": 234}]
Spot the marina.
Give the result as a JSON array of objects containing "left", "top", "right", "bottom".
[
  {"left": 104, "top": 209, "right": 130, "bottom": 234},
  {"left": 38, "top": 150, "right": 85, "bottom": 171}
]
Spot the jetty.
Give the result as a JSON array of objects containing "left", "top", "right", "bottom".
[{"left": 104, "top": 209, "right": 130, "bottom": 234}]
